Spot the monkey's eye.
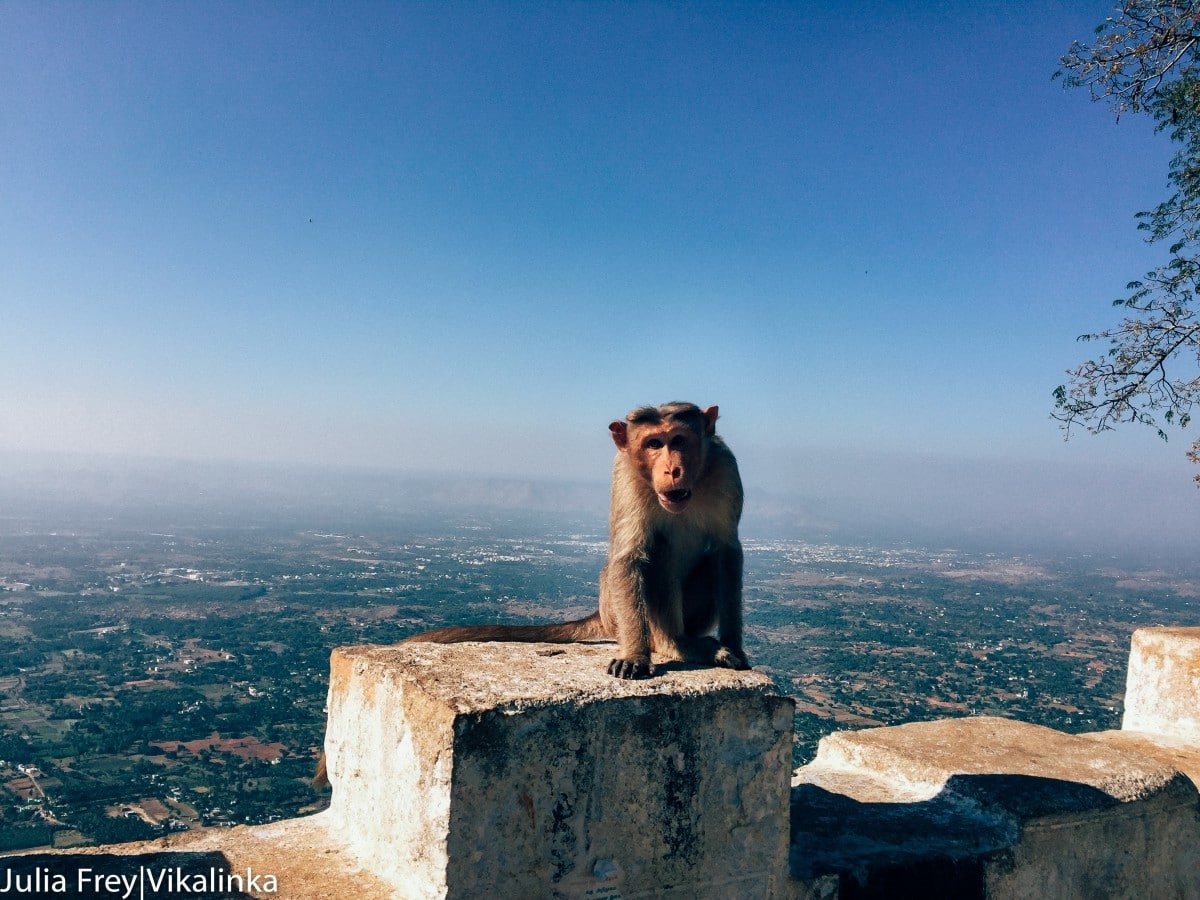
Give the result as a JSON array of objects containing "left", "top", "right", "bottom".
[
  {"left": 669, "top": 435, "right": 686, "bottom": 449},
  {"left": 645, "top": 438, "right": 664, "bottom": 450}
]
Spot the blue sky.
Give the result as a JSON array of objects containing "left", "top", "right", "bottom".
[{"left": 2, "top": 1, "right": 1197, "bottom": 541}]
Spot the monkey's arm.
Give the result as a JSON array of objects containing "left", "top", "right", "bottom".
[{"left": 601, "top": 552, "right": 655, "bottom": 679}]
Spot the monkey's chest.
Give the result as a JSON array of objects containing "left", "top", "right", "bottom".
[{"left": 651, "top": 524, "right": 713, "bottom": 580}]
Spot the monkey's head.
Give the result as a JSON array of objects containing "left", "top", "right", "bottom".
[{"left": 609, "top": 403, "right": 719, "bottom": 514}]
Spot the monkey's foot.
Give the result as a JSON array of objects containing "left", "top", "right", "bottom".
[
  {"left": 607, "top": 658, "right": 654, "bottom": 679},
  {"left": 714, "top": 646, "right": 750, "bottom": 670}
]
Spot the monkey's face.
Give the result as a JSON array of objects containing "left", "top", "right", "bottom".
[{"left": 634, "top": 424, "right": 706, "bottom": 514}]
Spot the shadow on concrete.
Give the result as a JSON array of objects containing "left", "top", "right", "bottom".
[
  {"left": 790, "top": 773, "right": 1122, "bottom": 899},
  {"left": 0, "top": 851, "right": 255, "bottom": 899}
]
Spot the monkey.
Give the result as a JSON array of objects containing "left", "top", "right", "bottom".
[
  {"left": 405, "top": 401, "right": 749, "bottom": 679},
  {"left": 314, "top": 402, "right": 748, "bottom": 787}
]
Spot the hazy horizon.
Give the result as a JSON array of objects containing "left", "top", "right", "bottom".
[{"left": 1, "top": 447, "right": 1195, "bottom": 567}]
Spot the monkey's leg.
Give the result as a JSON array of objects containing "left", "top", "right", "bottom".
[
  {"left": 646, "top": 560, "right": 688, "bottom": 664},
  {"left": 678, "top": 548, "right": 749, "bottom": 670},
  {"left": 713, "top": 541, "right": 749, "bottom": 669},
  {"left": 672, "top": 634, "right": 750, "bottom": 670}
]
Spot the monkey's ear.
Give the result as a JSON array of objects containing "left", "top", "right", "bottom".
[
  {"left": 609, "top": 421, "right": 629, "bottom": 451},
  {"left": 702, "top": 406, "right": 719, "bottom": 436}
]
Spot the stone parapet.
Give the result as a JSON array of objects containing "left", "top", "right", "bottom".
[
  {"left": 11, "top": 626, "right": 1200, "bottom": 898},
  {"left": 790, "top": 716, "right": 1200, "bottom": 898},
  {"left": 322, "top": 641, "right": 795, "bottom": 899}
]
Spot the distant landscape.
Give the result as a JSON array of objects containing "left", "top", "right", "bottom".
[
  {"left": 2, "top": 469, "right": 1198, "bottom": 853},
  {"left": 10, "top": 0, "right": 1200, "bottom": 873}
]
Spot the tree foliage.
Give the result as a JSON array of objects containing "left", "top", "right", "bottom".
[{"left": 1054, "top": 1, "right": 1200, "bottom": 483}]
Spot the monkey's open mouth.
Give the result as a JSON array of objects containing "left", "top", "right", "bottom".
[{"left": 658, "top": 489, "right": 692, "bottom": 511}]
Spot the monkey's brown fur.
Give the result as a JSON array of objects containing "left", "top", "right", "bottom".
[
  {"left": 314, "top": 402, "right": 747, "bottom": 786},
  {"left": 408, "top": 401, "right": 748, "bottom": 679}
]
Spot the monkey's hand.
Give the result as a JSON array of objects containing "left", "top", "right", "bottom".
[
  {"left": 714, "top": 646, "right": 750, "bottom": 670},
  {"left": 607, "top": 657, "right": 655, "bottom": 679}
]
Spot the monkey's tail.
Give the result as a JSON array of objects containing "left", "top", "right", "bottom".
[{"left": 402, "top": 611, "right": 608, "bottom": 644}]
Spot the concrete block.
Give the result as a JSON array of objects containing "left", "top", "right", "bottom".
[
  {"left": 1122, "top": 626, "right": 1200, "bottom": 742},
  {"left": 791, "top": 716, "right": 1200, "bottom": 898},
  {"left": 322, "top": 641, "right": 794, "bottom": 899}
]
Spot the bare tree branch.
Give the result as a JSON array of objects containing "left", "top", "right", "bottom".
[{"left": 1056, "top": 2, "right": 1200, "bottom": 483}]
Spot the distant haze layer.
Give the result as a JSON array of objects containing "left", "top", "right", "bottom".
[{"left": 0, "top": 450, "right": 1195, "bottom": 566}]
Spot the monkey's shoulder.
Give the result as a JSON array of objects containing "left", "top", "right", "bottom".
[
  {"left": 695, "top": 442, "right": 742, "bottom": 517},
  {"left": 704, "top": 437, "right": 741, "bottom": 480}
]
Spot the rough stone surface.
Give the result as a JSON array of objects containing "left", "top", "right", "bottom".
[
  {"left": 814, "top": 716, "right": 1182, "bottom": 804},
  {"left": 791, "top": 716, "right": 1200, "bottom": 898},
  {"left": 774, "top": 873, "right": 840, "bottom": 900},
  {"left": 23, "top": 626, "right": 1200, "bottom": 898},
  {"left": 2, "top": 814, "right": 393, "bottom": 900},
  {"left": 323, "top": 641, "right": 794, "bottom": 899},
  {"left": 791, "top": 765, "right": 1018, "bottom": 880},
  {"left": 1082, "top": 728, "right": 1200, "bottom": 790},
  {"left": 1122, "top": 626, "right": 1200, "bottom": 742}
]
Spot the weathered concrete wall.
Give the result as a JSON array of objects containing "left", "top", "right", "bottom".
[
  {"left": 322, "top": 642, "right": 795, "bottom": 899},
  {"left": 1122, "top": 626, "right": 1200, "bottom": 742},
  {"left": 19, "top": 626, "right": 1200, "bottom": 898},
  {"left": 790, "top": 716, "right": 1200, "bottom": 899}
]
